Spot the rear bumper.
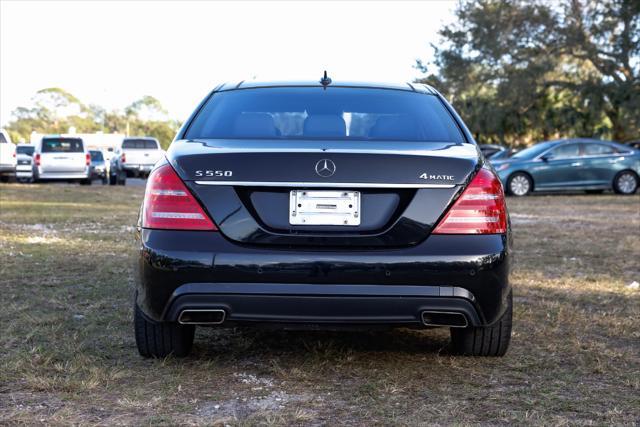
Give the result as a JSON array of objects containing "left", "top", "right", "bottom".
[
  {"left": 122, "top": 164, "right": 154, "bottom": 172},
  {"left": 164, "top": 283, "right": 482, "bottom": 327},
  {"left": 136, "top": 230, "right": 511, "bottom": 327},
  {"left": 37, "top": 171, "right": 89, "bottom": 180},
  {"left": 0, "top": 165, "right": 16, "bottom": 176}
]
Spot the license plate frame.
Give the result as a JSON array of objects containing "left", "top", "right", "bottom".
[{"left": 289, "top": 190, "right": 361, "bottom": 226}]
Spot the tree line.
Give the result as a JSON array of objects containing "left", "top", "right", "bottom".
[
  {"left": 3, "top": 88, "right": 180, "bottom": 150},
  {"left": 416, "top": 0, "right": 639, "bottom": 147}
]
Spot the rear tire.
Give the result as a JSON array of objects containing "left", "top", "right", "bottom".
[
  {"left": 80, "top": 178, "right": 92, "bottom": 185},
  {"left": 450, "top": 291, "right": 512, "bottom": 357},
  {"left": 134, "top": 303, "right": 195, "bottom": 358},
  {"left": 613, "top": 171, "right": 638, "bottom": 195},
  {"left": 506, "top": 173, "right": 532, "bottom": 196}
]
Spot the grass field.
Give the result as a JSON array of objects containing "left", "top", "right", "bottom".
[{"left": 1, "top": 183, "right": 639, "bottom": 425}]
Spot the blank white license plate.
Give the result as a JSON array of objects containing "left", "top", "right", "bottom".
[{"left": 289, "top": 190, "right": 361, "bottom": 226}]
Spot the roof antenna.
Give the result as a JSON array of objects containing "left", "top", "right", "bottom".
[{"left": 320, "top": 70, "right": 332, "bottom": 87}]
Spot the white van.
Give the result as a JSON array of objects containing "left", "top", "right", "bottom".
[
  {"left": 0, "top": 129, "right": 17, "bottom": 182},
  {"left": 34, "top": 136, "right": 91, "bottom": 184}
]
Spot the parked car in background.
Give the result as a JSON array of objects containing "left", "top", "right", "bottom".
[
  {"left": 492, "top": 138, "right": 640, "bottom": 196},
  {"left": 624, "top": 139, "right": 640, "bottom": 150},
  {"left": 109, "top": 137, "right": 163, "bottom": 185},
  {"left": 134, "top": 79, "right": 513, "bottom": 358},
  {"left": 479, "top": 144, "right": 518, "bottom": 163},
  {"left": 34, "top": 136, "right": 91, "bottom": 184},
  {"left": 89, "top": 150, "right": 108, "bottom": 184},
  {"left": 16, "top": 144, "right": 35, "bottom": 183},
  {"left": 479, "top": 144, "right": 507, "bottom": 158},
  {"left": 0, "top": 129, "right": 17, "bottom": 182}
]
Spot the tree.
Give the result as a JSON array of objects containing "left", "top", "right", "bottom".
[
  {"left": 416, "top": 0, "right": 639, "bottom": 145},
  {"left": 4, "top": 91, "right": 180, "bottom": 149}
]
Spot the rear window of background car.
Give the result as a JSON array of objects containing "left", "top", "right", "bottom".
[
  {"left": 90, "top": 151, "right": 104, "bottom": 161},
  {"left": 17, "top": 146, "right": 35, "bottom": 156},
  {"left": 122, "top": 139, "right": 158, "bottom": 149},
  {"left": 185, "top": 87, "right": 466, "bottom": 143},
  {"left": 583, "top": 144, "right": 615, "bottom": 155},
  {"left": 41, "top": 138, "right": 84, "bottom": 153}
]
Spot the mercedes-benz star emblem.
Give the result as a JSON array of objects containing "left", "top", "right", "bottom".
[{"left": 315, "top": 159, "right": 336, "bottom": 177}]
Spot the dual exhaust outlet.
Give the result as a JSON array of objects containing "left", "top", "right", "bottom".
[
  {"left": 177, "top": 308, "right": 468, "bottom": 328},
  {"left": 178, "top": 309, "right": 226, "bottom": 325},
  {"left": 420, "top": 310, "right": 468, "bottom": 328}
]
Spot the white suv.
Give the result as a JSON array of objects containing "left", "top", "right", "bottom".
[
  {"left": 0, "top": 129, "right": 17, "bottom": 182},
  {"left": 109, "top": 137, "right": 164, "bottom": 185},
  {"left": 34, "top": 136, "right": 91, "bottom": 184}
]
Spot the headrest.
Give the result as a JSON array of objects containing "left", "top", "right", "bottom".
[
  {"left": 303, "top": 115, "right": 346, "bottom": 137},
  {"left": 370, "top": 115, "right": 419, "bottom": 140},
  {"left": 233, "top": 113, "right": 279, "bottom": 137}
]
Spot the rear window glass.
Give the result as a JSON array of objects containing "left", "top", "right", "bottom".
[
  {"left": 90, "top": 151, "right": 104, "bottom": 161},
  {"left": 0, "top": 133, "right": 7, "bottom": 144},
  {"left": 185, "top": 87, "right": 465, "bottom": 143},
  {"left": 41, "top": 138, "right": 84, "bottom": 153},
  {"left": 583, "top": 144, "right": 615, "bottom": 155},
  {"left": 122, "top": 139, "right": 158, "bottom": 149},
  {"left": 17, "top": 146, "right": 35, "bottom": 156}
]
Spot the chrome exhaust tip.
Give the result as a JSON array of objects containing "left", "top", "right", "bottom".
[
  {"left": 178, "top": 309, "right": 226, "bottom": 325},
  {"left": 421, "top": 311, "right": 468, "bottom": 328}
]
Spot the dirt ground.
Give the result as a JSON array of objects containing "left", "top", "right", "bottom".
[{"left": 1, "top": 183, "right": 638, "bottom": 425}]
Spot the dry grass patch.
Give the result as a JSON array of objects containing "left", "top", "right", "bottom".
[{"left": 0, "top": 184, "right": 638, "bottom": 425}]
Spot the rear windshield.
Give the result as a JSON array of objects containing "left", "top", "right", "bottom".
[
  {"left": 17, "top": 146, "right": 35, "bottom": 156},
  {"left": 90, "top": 151, "right": 104, "bottom": 161},
  {"left": 185, "top": 87, "right": 465, "bottom": 143},
  {"left": 41, "top": 138, "right": 84, "bottom": 153},
  {"left": 0, "top": 133, "right": 7, "bottom": 144},
  {"left": 122, "top": 139, "right": 158, "bottom": 149}
]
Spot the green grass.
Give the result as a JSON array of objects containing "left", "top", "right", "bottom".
[{"left": 1, "top": 183, "right": 639, "bottom": 425}]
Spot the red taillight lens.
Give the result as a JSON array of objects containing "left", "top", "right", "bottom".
[
  {"left": 142, "top": 163, "right": 217, "bottom": 231},
  {"left": 85, "top": 153, "right": 91, "bottom": 166},
  {"left": 121, "top": 153, "right": 126, "bottom": 163},
  {"left": 35, "top": 153, "right": 41, "bottom": 166},
  {"left": 432, "top": 168, "right": 507, "bottom": 234}
]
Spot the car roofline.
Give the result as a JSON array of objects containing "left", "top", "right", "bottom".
[{"left": 214, "top": 80, "right": 438, "bottom": 94}]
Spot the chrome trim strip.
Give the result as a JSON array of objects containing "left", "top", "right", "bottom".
[{"left": 194, "top": 180, "right": 456, "bottom": 188}]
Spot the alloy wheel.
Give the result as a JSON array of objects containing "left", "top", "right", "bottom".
[
  {"left": 617, "top": 173, "right": 638, "bottom": 194},
  {"left": 509, "top": 175, "right": 530, "bottom": 196}
]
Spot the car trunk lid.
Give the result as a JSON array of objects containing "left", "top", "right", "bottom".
[{"left": 171, "top": 139, "right": 480, "bottom": 247}]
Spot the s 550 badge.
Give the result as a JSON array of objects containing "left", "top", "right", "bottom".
[{"left": 195, "top": 170, "right": 233, "bottom": 177}]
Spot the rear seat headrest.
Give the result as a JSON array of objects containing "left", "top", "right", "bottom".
[
  {"left": 233, "top": 113, "right": 279, "bottom": 137},
  {"left": 303, "top": 115, "right": 346, "bottom": 137}
]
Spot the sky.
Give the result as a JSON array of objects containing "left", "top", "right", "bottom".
[{"left": 0, "top": 0, "right": 457, "bottom": 126}]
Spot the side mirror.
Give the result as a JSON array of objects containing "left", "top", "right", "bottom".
[{"left": 540, "top": 154, "right": 552, "bottom": 162}]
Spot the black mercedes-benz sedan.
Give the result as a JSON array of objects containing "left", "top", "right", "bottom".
[{"left": 134, "top": 78, "right": 512, "bottom": 358}]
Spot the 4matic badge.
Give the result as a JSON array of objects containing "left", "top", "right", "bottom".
[{"left": 419, "top": 172, "right": 455, "bottom": 181}]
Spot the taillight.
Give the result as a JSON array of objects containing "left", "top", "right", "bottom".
[
  {"left": 121, "top": 153, "right": 126, "bottom": 163},
  {"left": 432, "top": 168, "right": 507, "bottom": 234},
  {"left": 35, "top": 153, "right": 41, "bottom": 167},
  {"left": 142, "top": 163, "right": 217, "bottom": 231},
  {"left": 86, "top": 153, "right": 91, "bottom": 166},
  {"left": 13, "top": 152, "right": 16, "bottom": 158}
]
